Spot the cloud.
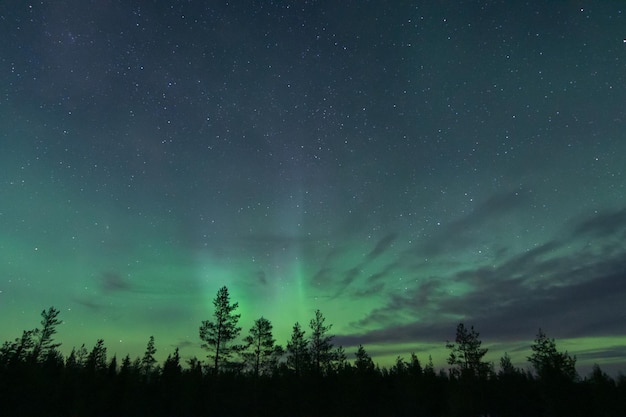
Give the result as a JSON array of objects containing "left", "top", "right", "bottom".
[
  {"left": 366, "top": 233, "right": 397, "bottom": 261},
  {"left": 101, "top": 271, "right": 131, "bottom": 293},
  {"left": 576, "top": 345, "right": 626, "bottom": 362},
  {"left": 571, "top": 207, "right": 626, "bottom": 238},
  {"left": 416, "top": 189, "right": 529, "bottom": 257},
  {"left": 350, "top": 283, "right": 386, "bottom": 298},
  {"left": 340, "top": 206, "right": 626, "bottom": 349},
  {"left": 256, "top": 270, "right": 267, "bottom": 285},
  {"left": 73, "top": 297, "right": 104, "bottom": 312}
]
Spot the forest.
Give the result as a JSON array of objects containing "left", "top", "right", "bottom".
[{"left": 1, "top": 286, "right": 625, "bottom": 417}]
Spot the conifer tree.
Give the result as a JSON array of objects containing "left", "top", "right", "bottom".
[
  {"left": 141, "top": 335, "right": 157, "bottom": 376},
  {"left": 243, "top": 317, "right": 279, "bottom": 377},
  {"left": 528, "top": 329, "right": 577, "bottom": 382},
  {"left": 86, "top": 339, "right": 107, "bottom": 373},
  {"left": 446, "top": 323, "right": 489, "bottom": 378},
  {"left": 354, "top": 344, "right": 375, "bottom": 375},
  {"left": 309, "top": 309, "right": 334, "bottom": 375},
  {"left": 286, "top": 322, "right": 309, "bottom": 376},
  {"left": 199, "top": 286, "right": 243, "bottom": 374},
  {"left": 32, "top": 307, "right": 62, "bottom": 362}
]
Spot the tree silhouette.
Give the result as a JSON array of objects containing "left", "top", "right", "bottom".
[
  {"left": 141, "top": 335, "right": 157, "bottom": 377},
  {"left": 3, "top": 305, "right": 626, "bottom": 417},
  {"left": 162, "top": 347, "right": 182, "bottom": 377},
  {"left": 199, "top": 286, "right": 243, "bottom": 374},
  {"left": 498, "top": 352, "right": 516, "bottom": 376},
  {"left": 446, "top": 323, "right": 489, "bottom": 378},
  {"left": 31, "top": 307, "right": 62, "bottom": 363},
  {"left": 528, "top": 329, "right": 581, "bottom": 417},
  {"left": 446, "top": 323, "right": 491, "bottom": 417},
  {"left": 86, "top": 339, "right": 107, "bottom": 373},
  {"left": 1, "top": 329, "right": 37, "bottom": 365},
  {"left": 309, "top": 309, "right": 334, "bottom": 376},
  {"left": 286, "top": 322, "right": 310, "bottom": 377},
  {"left": 243, "top": 316, "right": 279, "bottom": 377},
  {"left": 528, "top": 328, "right": 577, "bottom": 382},
  {"left": 354, "top": 344, "right": 375, "bottom": 375},
  {"left": 66, "top": 343, "right": 88, "bottom": 369}
]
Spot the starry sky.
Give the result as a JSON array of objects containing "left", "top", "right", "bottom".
[{"left": 1, "top": 1, "right": 625, "bottom": 374}]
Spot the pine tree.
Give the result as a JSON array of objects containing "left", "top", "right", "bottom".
[
  {"left": 528, "top": 329, "right": 577, "bottom": 382},
  {"left": 408, "top": 353, "right": 423, "bottom": 377},
  {"left": 499, "top": 352, "right": 517, "bottom": 376},
  {"left": 32, "top": 307, "right": 62, "bottom": 363},
  {"left": 309, "top": 309, "right": 334, "bottom": 376},
  {"left": 199, "top": 286, "right": 243, "bottom": 374},
  {"left": 66, "top": 344, "right": 88, "bottom": 370},
  {"left": 243, "top": 317, "right": 279, "bottom": 377},
  {"left": 354, "top": 344, "right": 375, "bottom": 375},
  {"left": 141, "top": 335, "right": 157, "bottom": 376},
  {"left": 86, "top": 339, "right": 107, "bottom": 373},
  {"left": 286, "top": 322, "right": 310, "bottom": 376},
  {"left": 446, "top": 323, "right": 489, "bottom": 378},
  {"left": 162, "top": 348, "right": 182, "bottom": 377}
]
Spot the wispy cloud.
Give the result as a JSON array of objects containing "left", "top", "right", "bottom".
[{"left": 339, "top": 205, "right": 626, "bottom": 349}]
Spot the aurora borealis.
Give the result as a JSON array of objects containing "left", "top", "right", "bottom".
[{"left": 1, "top": 1, "right": 625, "bottom": 375}]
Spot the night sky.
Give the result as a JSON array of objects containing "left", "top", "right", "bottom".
[{"left": 1, "top": 1, "right": 625, "bottom": 374}]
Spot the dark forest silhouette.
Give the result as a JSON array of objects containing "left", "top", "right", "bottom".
[{"left": 1, "top": 288, "right": 625, "bottom": 417}]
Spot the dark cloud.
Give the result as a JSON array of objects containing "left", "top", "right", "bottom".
[
  {"left": 576, "top": 346, "right": 626, "bottom": 362},
  {"left": 572, "top": 207, "right": 626, "bottom": 238},
  {"left": 256, "top": 270, "right": 267, "bottom": 285},
  {"left": 324, "top": 235, "right": 402, "bottom": 298},
  {"left": 366, "top": 233, "right": 398, "bottom": 261},
  {"left": 367, "top": 271, "right": 387, "bottom": 284},
  {"left": 360, "top": 260, "right": 405, "bottom": 288},
  {"left": 342, "top": 206, "right": 626, "bottom": 349},
  {"left": 311, "top": 267, "right": 332, "bottom": 286},
  {"left": 101, "top": 271, "right": 131, "bottom": 293},
  {"left": 73, "top": 297, "right": 104, "bottom": 312},
  {"left": 350, "top": 283, "right": 386, "bottom": 298},
  {"left": 175, "top": 339, "right": 195, "bottom": 350},
  {"left": 416, "top": 190, "right": 528, "bottom": 257}
]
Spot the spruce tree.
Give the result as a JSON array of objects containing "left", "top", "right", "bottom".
[
  {"left": 309, "top": 309, "right": 334, "bottom": 376},
  {"left": 286, "top": 322, "right": 309, "bottom": 376},
  {"left": 199, "top": 286, "right": 243, "bottom": 374},
  {"left": 446, "top": 323, "right": 489, "bottom": 378},
  {"left": 243, "top": 317, "right": 279, "bottom": 377}
]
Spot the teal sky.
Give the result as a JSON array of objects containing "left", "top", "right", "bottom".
[{"left": 1, "top": 1, "right": 626, "bottom": 375}]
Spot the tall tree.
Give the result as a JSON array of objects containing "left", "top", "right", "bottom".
[
  {"left": 309, "top": 309, "right": 334, "bottom": 375},
  {"left": 333, "top": 345, "right": 349, "bottom": 373},
  {"left": 32, "top": 306, "right": 62, "bottom": 362},
  {"left": 498, "top": 352, "right": 518, "bottom": 376},
  {"left": 1, "top": 329, "right": 37, "bottom": 364},
  {"left": 65, "top": 344, "right": 88, "bottom": 370},
  {"left": 162, "top": 348, "right": 182, "bottom": 377},
  {"left": 528, "top": 328, "right": 577, "bottom": 382},
  {"left": 141, "top": 335, "right": 157, "bottom": 376},
  {"left": 446, "top": 323, "right": 489, "bottom": 378},
  {"left": 286, "top": 322, "right": 309, "bottom": 376},
  {"left": 199, "top": 286, "right": 243, "bottom": 374},
  {"left": 408, "top": 352, "right": 423, "bottom": 377},
  {"left": 86, "top": 339, "right": 107, "bottom": 373},
  {"left": 354, "top": 344, "right": 375, "bottom": 375},
  {"left": 243, "top": 317, "right": 279, "bottom": 377}
]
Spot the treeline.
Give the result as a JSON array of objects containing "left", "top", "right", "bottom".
[{"left": 1, "top": 287, "right": 625, "bottom": 417}]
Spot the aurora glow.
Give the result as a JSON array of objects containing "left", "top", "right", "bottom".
[{"left": 1, "top": 1, "right": 626, "bottom": 375}]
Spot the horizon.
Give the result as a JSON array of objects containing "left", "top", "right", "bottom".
[{"left": 5, "top": 303, "right": 624, "bottom": 378}]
